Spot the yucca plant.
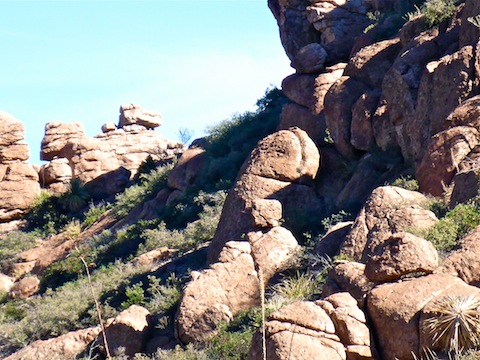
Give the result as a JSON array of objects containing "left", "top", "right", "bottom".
[{"left": 424, "top": 295, "right": 480, "bottom": 353}]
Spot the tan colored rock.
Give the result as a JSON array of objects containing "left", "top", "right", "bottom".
[
  {"left": 446, "top": 94, "right": 480, "bottom": 130},
  {"left": 350, "top": 92, "right": 380, "bottom": 151},
  {"left": 340, "top": 186, "right": 438, "bottom": 262},
  {"left": 0, "top": 111, "right": 26, "bottom": 149},
  {"left": 267, "top": 0, "right": 321, "bottom": 64},
  {"left": 0, "top": 163, "right": 40, "bottom": 221},
  {"left": 40, "top": 122, "right": 86, "bottom": 161},
  {"left": 9, "top": 276, "right": 40, "bottom": 299},
  {"left": 251, "top": 199, "right": 283, "bottom": 228},
  {"left": 372, "top": 97, "right": 397, "bottom": 152},
  {"left": 39, "top": 157, "right": 72, "bottom": 189},
  {"left": 365, "top": 232, "right": 439, "bottom": 282},
  {"left": 101, "top": 122, "right": 117, "bottom": 133},
  {"left": 5, "top": 326, "right": 102, "bottom": 360},
  {"left": 9, "top": 261, "right": 36, "bottom": 279},
  {"left": 248, "top": 227, "right": 299, "bottom": 280},
  {"left": 167, "top": 146, "right": 206, "bottom": 192},
  {"left": 249, "top": 301, "right": 346, "bottom": 360},
  {"left": 210, "top": 128, "right": 319, "bottom": 261},
  {"left": 317, "top": 292, "right": 374, "bottom": 359},
  {"left": 323, "top": 262, "right": 375, "bottom": 309},
  {"left": 413, "top": 46, "right": 475, "bottom": 161},
  {"left": 344, "top": 37, "right": 402, "bottom": 88},
  {"left": 324, "top": 76, "right": 368, "bottom": 159},
  {"left": 0, "top": 273, "right": 14, "bottom": 293},
  {"left": 278, "top": 102, "right": 328, "bottom": 146},
  {"left": 176, "top": 241, "right": 260, "bottom": 343},
  {"left": 312, "top": 63, "right": 346, "bottom": 115},
  {"left": 119, "top": 103, "right": 162, "bottom": 129},
  {"left": 438, "top": 225, "right": 480, "bottom": 286},
  {"left": 367, "top": 274, "right": 469, "bottom": 360},
  {"left": 282, "top": 74, "right": 317, "bottom": 109},
  {"left": 293, "top": 42, "right": 327, "bottom": 74},
  {"left": 306, "top": 1, "right": 371, "bottom": 61},
  {"left": 314, "top": 221, "right": 353, "bottom": 259},
  {"left": 417, "top": 126, "right": 480, "bottom": 196},
  {"left": 100, "top": 305, "right": 151, "bottom": 357}
]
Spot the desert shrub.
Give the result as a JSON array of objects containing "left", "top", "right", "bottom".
[
  {"left": 422, "top": 0, "right": 457, "bottom": 27},
  {"left": 392, "top": 176, "right": 420, "bottom": 191},
  {"left": 120, "top": 283, "right": 145, "bottom": 310},
  {"left": 60, "top": 178, "right": 90, "bottom": 213},
  {"left": 153, "top": 344, "right": 209, "bottom": 360},
  {"left": 0, "top": 231, "right": 38, "bottom": 273},
  {"left": 423, "top": 295, "right": 480, "bottom": 353},
  {"left": 113, "top": 163, "right": 174, "bottom": 218},
  {"left": 0, "top": 261, "right": 147, "bottom": 349},
  {"left": 426, "top": 203, "right": 480, "bottom": 253},
  {"left": 26, "top": 191, "right": 69, "bottom": 235},
  {"left": 269, "top": 272, "right": 320, "bottom": 304},
  {"left": 144, "top": 274, "right": 182, "bottom": 315},
  {"left": 82, "top": 201, "right": 110, "bottom": 229},
  {"left": 201, "top": 87, "right": 286, "bottom": 190}
]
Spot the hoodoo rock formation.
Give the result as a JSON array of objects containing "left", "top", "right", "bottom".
[{"left": 39, "top": 104, "right": 185, "bottom": 197}]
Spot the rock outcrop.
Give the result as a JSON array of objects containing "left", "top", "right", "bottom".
[
  {"left": 0, "top": 112, "right": 40, "bottom": 222},
  {"left": 39, "top": 105, "right": 185, "bottom": 197}
]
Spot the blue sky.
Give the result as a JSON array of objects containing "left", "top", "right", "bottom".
[{"left": 0, "top": 0, "right": 292, "bottom": 163}]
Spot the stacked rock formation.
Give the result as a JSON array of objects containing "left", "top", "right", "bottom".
[
  {"left": 0, "top": 112, "right": 40, "bottom": 223},
  {"left": 39, "top": 104, "right": 185, "bottom": 197}
]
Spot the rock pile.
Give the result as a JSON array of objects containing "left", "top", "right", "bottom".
[
  {"left": 0, "top": 112, "right": 40, "bottom": 223},
  {"left": 39, "top": 104, "right": 185, "bottom": 197}
]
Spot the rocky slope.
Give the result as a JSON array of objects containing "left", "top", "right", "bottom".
[{"left": 2, "top": 0, "right": 480, "bottom": 359}]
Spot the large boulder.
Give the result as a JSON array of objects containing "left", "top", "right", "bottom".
[
  {"left": 340, "top": 186, "right": 438, "bottom": 262},
  {"left": 209, "top": 128, "right": 319, "bottom": 261},
  {"left": 364, "top": 232, "right": 439, "bottom": 282},
  {"left": 367, "top": 274, "right": 480, "bottom": 360},
  {"left": 99, "top": 305, "right": 151, "bottom": 357},
  {"left": 5, "top": 326, "right": 102, "bottom": 360},
  {"left": 119, "top": 103, "right": 162, "bottom": 129},
  {"left": 40, "top": 122, "right": 86, "bottom": 161},
  {"left": 416, "top": 126, "right": 480, "bottom": 196},
  {"left": 438, "top": 225, "right": 480, "bottom": 286},
  {"left": 249, "top": 301, "right": 346, "bottom": 360}
]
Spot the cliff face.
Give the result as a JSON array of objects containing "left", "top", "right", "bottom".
[{"left": 271, "top": 0, "right": 480, "bottom": 200}]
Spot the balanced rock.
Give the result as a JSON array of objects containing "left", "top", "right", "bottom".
[
  {"left": 365, "top": 232, "right": 439, "bottom": 282},
  {"left": 340, "top": 186, "right": 438, "bottom": 262},
  {"left": 40, "top": 122, "right": 86, "bottom": 161},
  {"left": 119, "top": 103, "right": 162, "bottom": 129}
]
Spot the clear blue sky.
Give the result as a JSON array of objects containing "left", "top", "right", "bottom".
[{"left": 0, "top": 0, "right": 292, "bottom": 164}]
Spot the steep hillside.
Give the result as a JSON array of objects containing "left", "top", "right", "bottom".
[{"left": 1, "top": 0, "right": 480, "bottom": 359}]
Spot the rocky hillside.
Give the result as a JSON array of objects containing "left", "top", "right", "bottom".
[{"left": 1, "top": 0, "right": 480, "bottom": 359}]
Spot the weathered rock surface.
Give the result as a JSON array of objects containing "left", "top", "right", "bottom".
[
  {"left": 438, "top": 225, "right": 480, "bottom": 286},
  {"left": 119, "top": 103, "right": 162, "bottom": 129},
  {"left": 340, "top": 186, "right": 438, "bottom": 262},
  {"left": 417, "top": 126, "right": 480, "bottom": 196},
  {"left": 5, "top": 326, "right": 102, "bottom": 360},
  {"left": 39, "top": 105, "right": 185, "bottom": 197},
  {"left": 210, "top": 128, "right": 319, "bottom": 261},
  {"left": 323, "top": 262, "right": 375, "bottom": 309},
  {"left": 0, "top": 112, "right": 40, "bottom": 222},
  {"left": 293, "top": 42, "right": 328, "bottom": 73},
  {"left": 39, "top": 157, "right": 72, "bottom": 194},
  {"left": 365, "top": 232, "right": 439, "bottom": 282},
  {"left": 99, "top": 305, "right": 151, "bottom": 357},
  {"left": 249, "top": 301, "right": 346, "bottom": 360},
  {"left": 0, "top": 273, "right": 15, "bottom": 293},
  {"left": 167, "top": 146, "right": 206, "bottom": 192},
  {"left": 368, "top": 274, "right": 480, "bottom": 360},
  {"left": 314, "top": 221, "right": 353, "bottom": 259},
  {"left": 9, "top": 276, "right": 40, "bottom": 299},
  {"left": 317, "top": 292, "right": 374, "bottom": 359}
]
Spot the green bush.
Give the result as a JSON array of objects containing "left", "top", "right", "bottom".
[
  {"left": 26, "top": 191, "right": 69, "bottom": 235},
  {"left": 82, "top": 201, "right": 110, "bottom": 229},
  {"left": 113, "top": 163, "right": 174, "bottom": 218},
  {"left": 422, "top": 0, "right": 457, "bottom": 27},
  {"left": 120, "top": 283, "right": 145, "bottom": 309},
  {"left": 0, "top": 231, "right": 38, "bottom": 273},
  {"left": 392, "top": 176, "right": 420, "bottom": 191},
  {"left": 60, "top": 178, "right": 90, "bottom": 213},
  {"left": 426, "top": 203, "right": 480, "bottom": 253},
  {"left": 144, "top": 274, "right": 182, "bottom": 315}
]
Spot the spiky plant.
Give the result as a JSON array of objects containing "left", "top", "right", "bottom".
[
  {"left": 61, "top": 178, "right": 90, "bottom": 213},
  {"left": 424, "top": 295, "right": 480, "bottom": 353}
]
